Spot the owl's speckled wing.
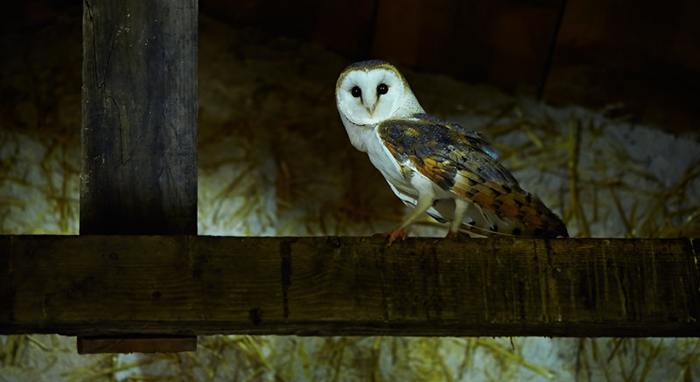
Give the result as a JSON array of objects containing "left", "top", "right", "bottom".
[{"left": 379, "top": 114, "right": 568, "bottom": 237}]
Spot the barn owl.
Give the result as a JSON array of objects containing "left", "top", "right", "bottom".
[{"left": 335, "top": 60, "right": 568, "bottom": 244}]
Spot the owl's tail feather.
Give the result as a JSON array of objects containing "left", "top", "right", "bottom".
[{"left": 451, "top": 181, "right": 568, "bottom": 238}]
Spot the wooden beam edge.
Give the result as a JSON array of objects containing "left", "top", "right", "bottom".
[
  {"left": 77, "top": 335, "right": 197, "bottom": 354},
  {"left": 3, "top": 320, "right": 700, "bottom": 338}
]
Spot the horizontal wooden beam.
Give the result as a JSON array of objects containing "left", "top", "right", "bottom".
[{"left": 1, "top": 236, "right": 698, "bottom": 337}]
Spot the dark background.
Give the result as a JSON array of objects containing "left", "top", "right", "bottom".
[{"left": 3, "top": 0, "right": 699, "bottom": 133}]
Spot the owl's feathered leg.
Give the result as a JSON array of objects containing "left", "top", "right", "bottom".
[
  {"left": 446, "top": 198, "right": 469, "bottom": 238},
  {"left": 384, "top": 181, "right": 436, "bottom": 246}
]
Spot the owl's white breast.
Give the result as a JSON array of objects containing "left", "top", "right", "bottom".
[{"left": 365, "top": 128, "right": 423, "bottom": 201}]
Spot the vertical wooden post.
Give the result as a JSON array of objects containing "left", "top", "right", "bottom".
[
  {"left": 81, "top": 0, "right": 197, "bottom": 235},
  {"left": 79, "top": 0, "right": 198, "bottom": 353}
]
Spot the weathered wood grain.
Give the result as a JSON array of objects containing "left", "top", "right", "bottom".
[
  {"left": 1, "top": 236, "right": 698, "bottom": 337},
  {"left": 81, "top": 0, "right": 198, "bottom": 234}
]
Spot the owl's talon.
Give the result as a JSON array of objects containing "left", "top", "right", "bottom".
[
  {"left": 375, "top": 229, "right": 406, "bottom": 247},
  {"left": 386, "top": 229, "right": 406, "bottom": 247},
  {"left": 445, "top": 231, "right": 459, "bottom": 239}
]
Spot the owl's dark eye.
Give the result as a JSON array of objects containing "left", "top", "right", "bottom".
[
  {"left": 351, "top": 86, "right": 362, "bottom": 98},
  {"left": 377, "top": 83, "right": 389, "bottom": 95}
]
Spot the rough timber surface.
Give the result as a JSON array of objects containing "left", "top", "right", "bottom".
[
  {"left": 1, "top": 236, "right": 698, "bottom": 337},
  {"left": 80, "top": 0, "right": 198, "bottom": 235}
]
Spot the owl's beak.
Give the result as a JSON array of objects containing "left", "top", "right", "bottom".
[{"left": 365, "top": 100, "right": 378, "bottom": 117}]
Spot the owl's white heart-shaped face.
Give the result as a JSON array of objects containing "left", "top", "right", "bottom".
[{"left": 336, "top": 63, "right": 412, "bottom": 126}]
